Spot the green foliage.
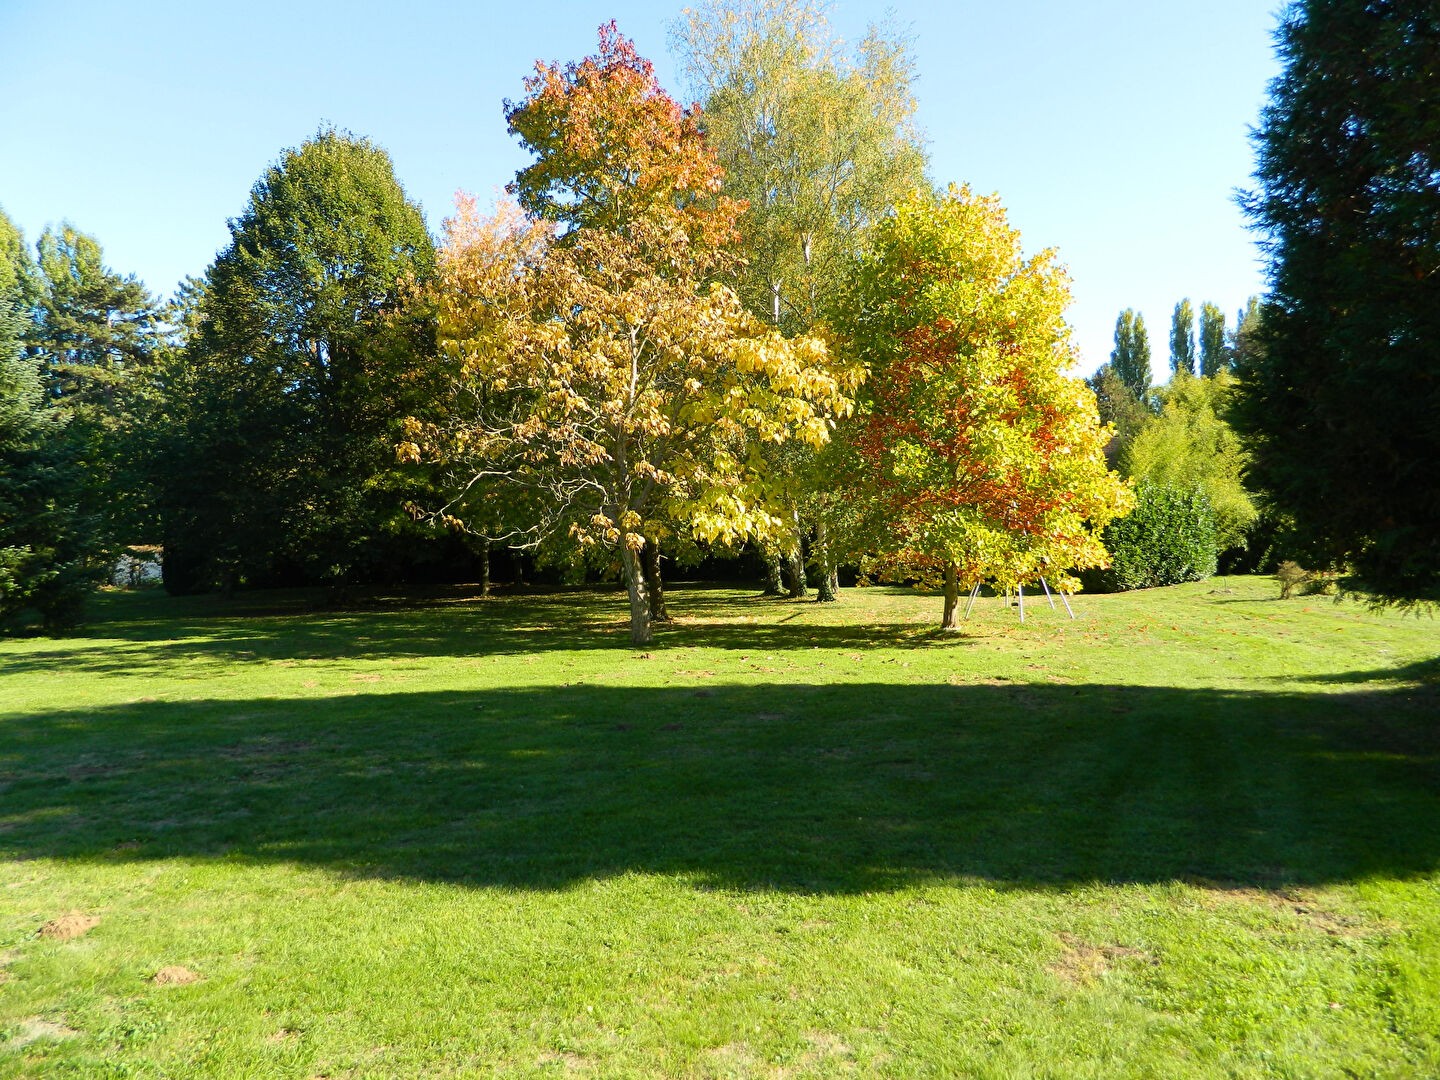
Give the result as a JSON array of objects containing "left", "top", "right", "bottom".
[
  {"left": 1097, "top": 481, "right": 1218, "bottom": 591},
  {"left": 1086, "top": 363, "right": 1152, "bottom": 450},
  {"left": 30, "top": 223, "right": 161, "bottom": 410},
  {"left": 672, "top": 0, "right": 927, "bottom": 334},
  {"left": 1109, "top": 308, "right": 1151, "bottom": 401},
  {"left": 1229, "top": 295, "right": 1263, "bottom": 371},
  {"left": 1120, "top": 371, "right": 1257, "bottom": 552},
  {"left": 1237, "top": 1, "right": 1440, "bottom": 605},
  {"left": 1198, "top": 301, "right": 1227, "bottom": 377},
  {"left": 23, "top": 222, "right": 164, "bottom": 553},
  {"left": 0, "top": 294, "right": 103, "bottom": 630},
  {"left": 161, "top": 128, "right": 437, "bottom": 594},
  {"left": 1169, "top": 298, "right": 1195, "bottom": 376}
]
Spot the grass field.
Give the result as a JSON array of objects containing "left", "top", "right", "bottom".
[{"left": 1, "top": 576, "right": 1437, "bottom": 1078}]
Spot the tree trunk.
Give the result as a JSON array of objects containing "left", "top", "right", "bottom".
[
  {"left": 784, "top": 546, "right": 808, "bottom": 599},
  {"left": 785, "top": 509, "right": 808, "bottom": 598},
  {"left": 941, "top": 561, "right": 961, "bottom": 630},
  {"left": 642, "top": 536, "right": 670, "bottom": 622},
  {"left": 479, "top": 537, "right": 491, "bottom": 598},
  {"left": 815, "top": 519, "right": 838, "bottom": 602},
  {"left": 760, "top": 545, "right": 785, "bottom": 596},
  {"left": 620, "top": 541, "right": 653, "bottom": 647}
]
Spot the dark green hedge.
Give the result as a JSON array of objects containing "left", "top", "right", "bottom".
[{"left": 1094, "top": 482, "right": 1218, "bottom": 591}]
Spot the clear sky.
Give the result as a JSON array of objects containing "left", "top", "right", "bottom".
[{"left": 0, "top": 0, "right": 1282, "bottom": 380}]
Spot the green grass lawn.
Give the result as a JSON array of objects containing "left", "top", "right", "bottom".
[{"left": 1, "top": 576, "right": 1437, "bottom": 1078}]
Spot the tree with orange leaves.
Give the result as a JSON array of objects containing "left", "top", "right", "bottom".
[
  {"left": 407, "top": 26, "right": 858, "bottom": 645},
  {"left": 837, "top": 186, "right": 1130, "bottom": 629}
]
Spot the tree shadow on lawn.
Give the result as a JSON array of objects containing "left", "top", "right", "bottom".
[
  {"left": 3, "top": 676, "right": 1436, "bottom": 894},
  {"left": 2, "top": 586, "right": 963, "bottom": 679}
]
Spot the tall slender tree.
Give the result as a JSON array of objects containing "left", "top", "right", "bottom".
[
  {"left": 1169, "top": 299, "right": 1196, "bottom": 376},
  {"left": 1110, "top": 308, "right": 1151, "bottom": 401},
  {"left": 671, "top": 0, "right": 927, "bottom": 600},
  {"left": 1198, "top": 301, "right": 1227, "bottom": 377}
]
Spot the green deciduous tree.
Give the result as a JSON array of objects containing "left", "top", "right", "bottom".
[
  {"left": 1121, "top": 371, "right": 1257, "bottom": 553},
  {"left": 1229, "top": 295, "right": 1264, "bottom": 371},
  {"left": 161, "top": 128, "right": 437, "bottom": 594},
  {"left": 1086, "top": 363, "right": 1152, "bottom": 460},
  {"left": 839, "top": 186, "right": 1130, "bottom": 628},
  {"left": 1198, "top": 301, "right": 1227, "bottom": 377},
  {"left": 1237, "top": 1, "right": 1439, "bottom": 604},
  {"left": 1169, "top": 298, "right": 1196, "bottom": 376}
]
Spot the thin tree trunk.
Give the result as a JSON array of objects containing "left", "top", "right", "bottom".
[
  {"left": 642, "top": 536, "right": 670, "bottom": 622},
  {"left": 760, "top": 545, "right": 784, "bottom": 596},
  {"left": 941, "top": 562, "right": 961, "bottom": 630},
  {"left": 479, "top": 537, "right": 491, "bottom": 598},
  {"left": 620, "top": 541, "right": 652, "bottom": 647},
  {"left": 815, "top": 519, "right": 838, "bottom": 602},
  {"left": 786, "top": 509, "right": 808, "bottom": 598}
]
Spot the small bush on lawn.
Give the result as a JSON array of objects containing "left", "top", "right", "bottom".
[{"left": 1093, "top": 481, "right": 1218, "bottom": 591}]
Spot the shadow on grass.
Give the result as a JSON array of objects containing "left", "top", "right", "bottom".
[
  {"left": 2, "top": 676, "right": 1436, "bottom": 894},
  {"left": 1, "top": 585, "right": 963, "bottom": 679}
]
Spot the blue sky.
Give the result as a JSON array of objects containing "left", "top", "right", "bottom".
[{"left": 0, "top": 0, "right": 1281, "bottom": 380}]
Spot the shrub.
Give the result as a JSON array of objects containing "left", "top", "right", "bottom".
[{"left": 1093, "top": 482, "right": 1218, "bottom": 591}]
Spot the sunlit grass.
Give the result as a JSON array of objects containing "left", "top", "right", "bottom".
[{"left": 1, "top": 577, "right": 1437, "bottom": 1077}]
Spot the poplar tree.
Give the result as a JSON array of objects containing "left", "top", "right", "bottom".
[
  {"left": 1198, "top": 301, "right": 1227, "bottom": 377},
  {"left": 1169, "top": 299, "right": 1196, "bottom": 376},
  {"left": 1110, "top": 308, "right": 1150, "bottom": 401}
]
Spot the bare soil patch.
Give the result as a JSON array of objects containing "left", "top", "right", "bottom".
[
  {"left": 11, "top": 1017, "right": 78, "bottom": 1047},
  {"left": 152, "top": 965, "right": 201, "bottom": 986},
  {"left": 1050, "top": 932, "right": 1153, "bottom": 986},
  {"left": 38, "top": 913, "right": 99, "bottom": 941}
]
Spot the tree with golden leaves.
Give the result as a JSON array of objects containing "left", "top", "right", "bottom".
[
  {"left": 407, "top": 26, "right": 858, "bottom": 644},
  {"left": 838, "top": 187, "right": 1131, "bottom": 629}
]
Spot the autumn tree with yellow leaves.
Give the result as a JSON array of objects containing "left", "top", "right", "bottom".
[
  {"left": 405, "top": 25, "right": 858, "bottom": 644},
  {"left": 838, "top": 187, "right": 1131, "bottom": 629}
]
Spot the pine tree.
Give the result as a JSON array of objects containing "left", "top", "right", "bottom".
[
  {"left": 1236, "top": 1, "right": 1439, "bottom": 603},
  {"left": 0, "top": 270, "right": 102, "bottom": 630}
]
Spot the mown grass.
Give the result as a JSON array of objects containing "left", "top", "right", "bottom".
[{"left": 1, "top": 577, "right": 1437, "bottom": 1078}]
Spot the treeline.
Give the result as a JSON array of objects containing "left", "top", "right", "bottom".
[{"left": 3, "top": 0, "right": 1434, "bottom": 636}]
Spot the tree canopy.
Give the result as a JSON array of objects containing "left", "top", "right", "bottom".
[
  {"left": 838, "top": 186, "right": 1130, "bottom": 628},
  {"left": 1237, "top": 0, "right": 1440, "bottom": 604},
  {"left": 417, "top": 26, "right": 858, "bottom": 644},
  {"left": 160, "top": 128, "right": 437, "bottom": 594}
]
